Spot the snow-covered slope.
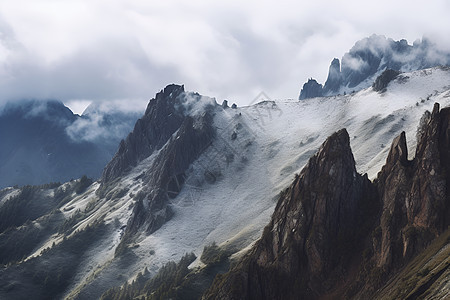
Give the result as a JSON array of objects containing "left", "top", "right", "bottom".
[{"left": 1, "top": 66, "right": 450, "bottom": 299}]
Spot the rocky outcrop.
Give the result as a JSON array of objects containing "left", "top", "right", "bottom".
[
  {"left": 107, "top": 85, "right": 217, "bottom": 252},
  {"left": 101, "top": 84, "right": 186, "bottom": 184},
  {"left": 300, "top": 59, "right": 342, "bottom": 99},
  {"left": 299, "top": 35, "right": 450, "bottom": 99},
  {"left": 299, "top": 79, "right": 323, "bottom": 100},
  {"left": 323, "top": 58, "right": 342, "bottom": 94},
  {"left": 205, "top": 103, "right": 450, "bottom": 299},
  {"left": 204, "top": 129, "right": 378, "bottom": 299},
  {"left": 372, "top": 69, "right": 401, "bottom": 92},
  {"left": 125, "top": 113, "right": 215, "bottom": 236},
  {"left": 374, "top": 103, "right": 450, "bottom": 270}
]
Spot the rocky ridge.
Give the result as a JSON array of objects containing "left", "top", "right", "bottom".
[
  {"left": 204, "top": 103, "right": 450, "bottom": 299},
  {"left": 101, "top": 84, "right": 217, "bottom": 251}
]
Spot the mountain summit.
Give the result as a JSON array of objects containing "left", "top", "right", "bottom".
[{"left": 299, "top": 35, "right": 450, "bottom": 99}]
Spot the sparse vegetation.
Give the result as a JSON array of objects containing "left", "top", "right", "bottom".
[
  {"left": 102, "top": 242, "right": 232, "bottom": 300},
  {"left": 101, "top": 253, "right": 196, "bottom": 300},
  {"left": 200, "top": 242, "right": 230, "bottom": 267},
  {"left": 0, "top": 221, "right": 108, "bottom": 299},
  {"left": 0, "top": 213, "right": 59, "bottom": 265},
  {"left": 373, "top": 228, "right": 450, "bottom": 299},
  {"left": 0, "top": 185, "right": 65, "bottom": 232}
]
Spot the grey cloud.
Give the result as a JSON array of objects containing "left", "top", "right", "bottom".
[
  {"left": 0, "top": 36, "right": 182, "bottom": 103},
  {"left": 66, "top": 100, "right": 142, "bottom": 143},
  {"left": 0, "top": 1, "right": 450, "bottom": 107}
]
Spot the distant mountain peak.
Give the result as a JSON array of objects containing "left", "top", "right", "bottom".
[
  {"left": 299, "top": 35, "right": 450, "bottom": 99},
  {"left": 0, "top": 99, "right": 139, "bottom": 188}
]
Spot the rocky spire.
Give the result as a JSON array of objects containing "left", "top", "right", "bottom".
[
  {"left": 374, "top": 103, "right": 450, "bottom": 269},
  {"left": 204, "top": 129, "right": 376, "bottom": 299},
  {"left": 323, "top": 58, "right": 342, "bottom": 94},
  {"left": 102, "top": 84, "right": 217, "bottom": 253},
  {"left": 298, "top": 78, "right": 323, "bottom": 100},
  {"left": 101, "top": 84, "right": 186, "bottom": 184}
]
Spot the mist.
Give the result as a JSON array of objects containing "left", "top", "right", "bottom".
[
  {"left": 65, "top": 100, "right": 144, "bottom": 143},
  {"left": 0, "top": 1, "right": 449, "bottom": 106}
]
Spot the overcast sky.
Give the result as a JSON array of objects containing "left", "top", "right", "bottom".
[{"left": 0, "top": 0, "right": 449, "bottom": 114}]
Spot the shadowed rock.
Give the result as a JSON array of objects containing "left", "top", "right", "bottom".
[
  {"left": 101, "top": 84, "right": 186, "bottom": 184},
  {"left": 299, "top": 78, "right": 323, "bottom": 100},
  {"left": 103, "top": 85, "right": 216, "bottom": 254},
  {"left": 204, "top": 129, "right": 376, "bottom": 299},
  {"left": 372, "top": 69, "right": 401, "bottom": 92}
]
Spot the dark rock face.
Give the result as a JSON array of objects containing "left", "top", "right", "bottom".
[
  {"left": 374, "top": 103, "right": 449, "bottom": 270},
  {"left": 205, "top": 103, "right": 450, "bottom": 299},
  {"left": 299, "top": 78, "right": 323, "bottom": 100},
  {"left": 101, "top": 84, "right": 186, "bottom": 183},
  {"left": 372, "top": 69, "right": 401, "bottom": 92},
  {"left": 323, "top": 58, "right": 342, "bottom": 94},
  {"left": 127, "top": 113, "right": 215, "bottom": 236},
  {"left": 106, "top": 85, "right": 216, "bottom": 250},
  {"left": 299, "top": 35, "right": 450, "bottom": 99},
  {"left": 204, "top": 129, "right": 377, "bottom": 299}
]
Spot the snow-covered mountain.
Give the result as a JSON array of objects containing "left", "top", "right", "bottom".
[
  {"left": 0, "top": 100, "right": 140, "bottom": 188},
  {"left": 299, "top": 35, "right": 450, "bottom": 99},
  {"left": 1, "top": 66, "right": 450, "bottom": 299}
]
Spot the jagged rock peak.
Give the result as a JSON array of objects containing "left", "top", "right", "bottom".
[
  {"left": 144, "top": 84, "right": 184, "bottom": 115},
  {"left": 204, "top": 128, "right": 375, "bottom": 299},
  {"left": 298, "top": 78, "right": 323, "bottom": 100},
  {"left": 374, "top": 102, "right": 450, "bottom": 270},
  {"left": 101, "top": 84, "right": 188, "bottom": 184},
  {"left": 323, "top": 58, "right": 342, "bottom": 93},
  {"left": 385, "top": 130, "right": 408, "bottom": 167},
  {"left": 105, "top": 84, "right": 217, "bottom": 250}
]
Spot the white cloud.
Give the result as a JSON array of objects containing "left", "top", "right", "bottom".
[{"left": 0, "top": 0, "right": 449, "bottom": 106}]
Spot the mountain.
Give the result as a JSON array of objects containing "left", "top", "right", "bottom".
[
  {"left": 0, "top": 100, "right": 139, "bottom": 188},
  {"left": 1, "top": 67, "right": 450, "bottom": 299},
  {"left": 299, "top": 35, "right": 450, "bottom": 99},
  {"left": 204, "top": 103, "right": 450, "bottom": 299}
]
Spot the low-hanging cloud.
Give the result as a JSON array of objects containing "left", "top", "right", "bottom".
[
  {"left": 0, "top": 0, "right": 449, "bottom": 107},
  {"left": 65, "top": 100, "right": 144, "bottom": 143},
  {"left": 176, "top": 92, "right": 217, "bottom": 117}
]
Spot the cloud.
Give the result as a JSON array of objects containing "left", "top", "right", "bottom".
[
  {"left": 176, "top": 92, "right": 217, "bottom": 117},
  {"left": 0, "top": 0, "right": 449, "bottom": 107},
  {"left": 65, "top": 100, "right": 143, "bottom": 143}
]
